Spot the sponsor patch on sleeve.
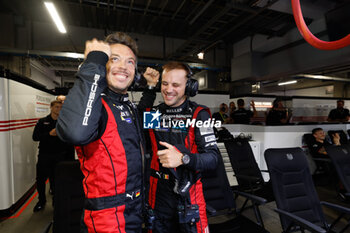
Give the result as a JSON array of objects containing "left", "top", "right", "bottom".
[
  {"left": 205, "top": 141, "right": 217, "bottom": 147},
  {"left": 204, "top": 135, "right": 216, "bottom": 142},
  {"left": 199, "top": 126, "right": 214, "bottom": 135}
]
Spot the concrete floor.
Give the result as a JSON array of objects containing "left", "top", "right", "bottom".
[
  {"left": 0, "top": 187, "right": 53, "bottom": 233},
  {"left": 0, "top": 183, "right": 349, "bottom": 233}
]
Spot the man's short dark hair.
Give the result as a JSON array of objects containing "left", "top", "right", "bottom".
[
  {"left": 237, "top": 99, "right": 244, "bottom": 107},
  {"left": 337, "top": 99, "right": 344, "bottom": 104},
  {"left": 50, "top": 100, "right": 62, "bottom": 107},
  {"left": 162, "top": 61, "right": 190, "bottom": 77},
  {"left": 105, "top": 32, "right": 138, "bottom": 56},
  {"left": 312, "top": 127, "right": 323, "bottom": 135},
  {"left": 273, "top": 98, "right": 281, "bottom": 108}
]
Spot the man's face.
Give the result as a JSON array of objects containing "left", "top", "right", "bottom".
[
  {"left": 106, "top": 43, "right": 136, "bottom": 94},
  {"left": 51, "top": 103, "right": 62, "bottom": 115},
  {"left": 161, "top": 69, "right": 187, "bottom": 107},
  {"left": 313, "top": 130, "right": 325, "bottom": 141},
  {"left": 337, "top": 101, "right": 344, "bottom": 109},
  {"left": 220, "top": 104, "right": 228, "bottom": 113},
  {"left": 277, "top": 101, "right": 284, "bottom": 108}
]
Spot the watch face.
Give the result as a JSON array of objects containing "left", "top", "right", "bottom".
[{"left": 183, "top": 154, "right": 190, "bottom": 165}]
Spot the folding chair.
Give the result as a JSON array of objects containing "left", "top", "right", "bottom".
[
  {"left": 224, "top": 138, "right": 274, "bottom": 202},
  {"left": 265, "top": 147, "right": 350, "bottom": 233},
  {"left": 201, "top": 149, "right": 269, "bottom": 233},
  {"left": 325, "top": 145, "right": 350, "bottom": 201},
  {"left": 53, "top": 161, "right": 84, "bottom": 233}
]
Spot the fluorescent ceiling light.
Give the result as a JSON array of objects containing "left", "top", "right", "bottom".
[
  {"left": 197, "top": 52, "right": 204, "bottom": 60},
  {"left": 278, "top": 80, "right": 297, "bottom": 86},
  {"left": 44, "top": 2, "right": 67, "bottom": 33},
  {"left": 293, "top": 74, "right": 350, "bottom": 82},
  {"left": 66, "top": 52, "right": 84, "bottom": 59}
]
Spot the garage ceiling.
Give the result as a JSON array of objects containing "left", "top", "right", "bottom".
[{"left": 0, "top": 0, "right": 349, "bottom": 90}]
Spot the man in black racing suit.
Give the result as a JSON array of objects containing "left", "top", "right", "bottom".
[
  {"left": 56, "top": 32, "right": 159, "bottom": 233},
  {"left": 145, "top": 61, "right": 220, "bottom": 233}
]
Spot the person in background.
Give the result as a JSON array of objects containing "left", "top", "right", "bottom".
[
  {"left": 56, "top": 32, "right": 159, "bottom": 233},
  {"left": 327, "top": 99, "right": 350, "bottom": 122},
  {"left": 265, "top": 98, "right": 289, "bottom": 125},
  {"left": 212, "top": 103, "right": 228, "bottom": 124},
  {"left": 229, "top": 101, "right": 236, "bottom": 116},
  {"left": 32, "top": 100, "right": 74, "bottom": 212},
  {"left": 231, "top": 99, "right": 257, "bottom": 124},
  {"left": 309, "top": 128, "right": 340, "bottom": 158},
  {"left": 226, "top": 101, "right": 236, "bottom": 123}
]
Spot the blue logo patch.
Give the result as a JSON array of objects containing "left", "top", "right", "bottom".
[
  {"left": 125, "top": 118, "right": 132, "bottom": 124},
  {"left": 143, "top": 110, "right": 161, "bottom": 129}
]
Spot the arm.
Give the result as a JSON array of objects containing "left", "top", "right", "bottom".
[
  {"left": 175, "top": 110, "right": 219, "bottom": 171},
  {"left": 308, "top": 140, "right": 327, "bottom": 156},
  {"left": 331, "top": 133, "right": 341, "bottom": 146},
  {"left": 251, "top": 100, "right": 257, "bottom": 117},
  {"left": 32, "top": 119, "right": 49, "bottom": 141},
  {"left": 57, "top": 40, "right": 110, "bottom": 145},
  {"left": 279, "top": 110, "right": 288, "bottom": 124},
  {"left": 327, "top": 109, "right": 335, "bottom": 122},
  {"left": 156, "top": 110, "right": 219, "bottom": 171},
  {"left": 137, "top": 67, "right": 159, "bottom": 112},
  {"left": 317, "top": 146, "right": 328, "bottom": 155}
]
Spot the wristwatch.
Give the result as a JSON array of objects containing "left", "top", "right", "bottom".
[
  {"left": 182, "top": 153, "right": 190, "bottom": 165},
  {"left": 147, "top": 84, "right": 156, "bottom": 90}
]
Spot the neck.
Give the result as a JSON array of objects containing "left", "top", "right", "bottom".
[
  {"left": 109, "top": 87, "right": 127, "bottom": 95},
  {"left": 171, "top": 96, "right": 186, "bottom": 108}
]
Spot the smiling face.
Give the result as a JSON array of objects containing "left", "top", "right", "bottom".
[
  {"left": 313, "top": 129, "right": 325, "bottom": 141},
  {"left": 106, "top": 43, "right": 136, "bottom": 94},
  {"left": 161, "top": 68, "right": 187, "bottom": 107},
  {"left": 50, "top": 102, "right": 62, "bottom": 119}
]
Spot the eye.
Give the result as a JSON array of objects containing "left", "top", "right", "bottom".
[
  {"left": 127, "top": 60, "right": 136, "bottom": 68},
  {"left": 111, "top": 57, "right": 119, "bottom": 62},
  {"left": 162, "top": 81, "right": 168, "bottom": 86}
]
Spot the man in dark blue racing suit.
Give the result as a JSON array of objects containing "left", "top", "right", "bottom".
[{"left": 145, "top": 61, "right": 220, "bottom": 233}]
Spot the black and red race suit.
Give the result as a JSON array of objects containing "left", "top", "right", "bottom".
[
  {"left": 146, "top": 100, "right": 219, "bottom": 233},
  {"left": 57, "top": 51, "right": 156, "bottom": 233}
]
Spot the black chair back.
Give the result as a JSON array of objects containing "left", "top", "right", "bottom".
[
  {"left": 264, "top": 148, "right": 327, "bottom": 231},
  {"left": 302, "top": 133, "right": 314, "bottom": 148},
  {"left": 325, "top": 145, "right": 350, "bottom": 193},
  {"left": 202, "top": 150, "right": 268, "bottom": 233},
  {"left": 224, "top": 139, "right": 264, "bottom": 190}
]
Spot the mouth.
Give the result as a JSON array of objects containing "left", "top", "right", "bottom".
[
  {"left": 164, "top": 93, "right": 175, "bottom": 101},
  {"left": 111, "top": 71, "right": 129, "bottom": 81}
]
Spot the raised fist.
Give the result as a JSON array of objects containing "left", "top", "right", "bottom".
[
  {"left": 143, "top": 67, "right": 160, "bottom": 87},
  {"left": 84, "top": 38, "right": 111, "bottom": 59}
]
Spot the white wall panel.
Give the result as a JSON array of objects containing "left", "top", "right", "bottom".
[
  {"left": 0, "top": 77, "right": 53, "bottom": 210},
  {"left": 0, "top": 78, "right": 13, "bottom": 209}
]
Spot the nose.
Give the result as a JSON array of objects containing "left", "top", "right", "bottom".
[
  {"left": 114, "top": 59, "right": 127, "bottom": 70},
  {"left": 164, "top": 85, "right": 173, "bottom": 94}
]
